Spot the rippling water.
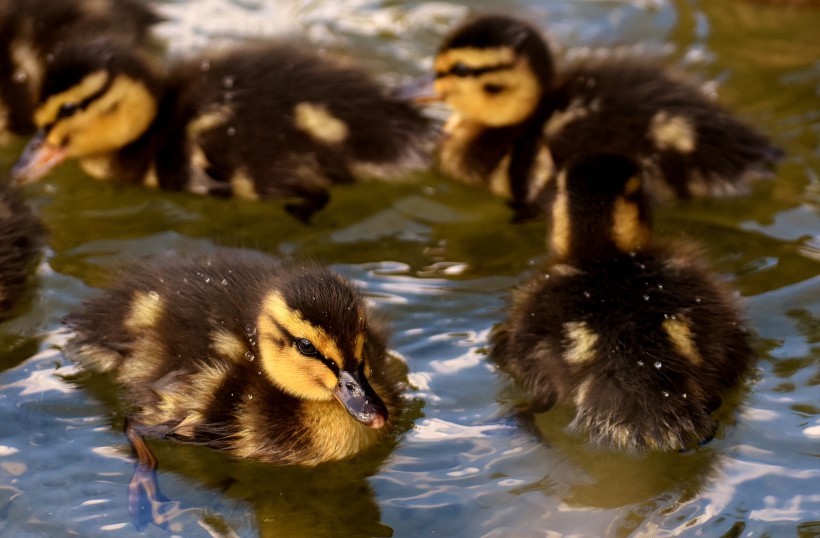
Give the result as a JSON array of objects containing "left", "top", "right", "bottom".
[{"left": 1, "top": 1, "right": 819, "bottom": 536}]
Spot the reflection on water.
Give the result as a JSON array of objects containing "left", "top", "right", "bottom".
[{"left": 1, "top": 0, "right": 819, "bottom": 536}]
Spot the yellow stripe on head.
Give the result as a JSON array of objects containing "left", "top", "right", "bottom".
[{"left": 434, "top": 47, "right": 516, "bottom": 74}]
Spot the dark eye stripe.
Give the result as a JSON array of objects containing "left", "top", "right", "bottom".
[
  {"left": 435, "top": 62, "right": 516, "bottom": 79},
  {"left": 269, "top": 316, "right": 341, "bottom": 377}
]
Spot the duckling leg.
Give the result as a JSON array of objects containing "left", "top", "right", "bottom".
[
  {"left": 124, "top": 416, "right": 180, "bottom": 531},
  {"left": 284, "top": 190, "right": 330, "bottom": 224}
]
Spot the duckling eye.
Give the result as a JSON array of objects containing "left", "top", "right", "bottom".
[
  {"left": 450, "top": 62, "right": 473, "bottom": 77},
  {"left": 57, "top": 102, "right": 79, "bottom": 119},
  {"left": 295, "top": 338, "right": 317, "bottom": 356},
  {"left": 483, "top": 83, "right": 505, "bottom": 95}
]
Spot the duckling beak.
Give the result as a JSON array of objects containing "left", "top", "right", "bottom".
[
  {"left": 333, "top": 370, "right": 388, "bottom": 429},
  {"left": 11, "top": 129, "right": 69, "bottom": 184},
  {"left": 396, "top": 73, "right": 442, "bottom": 104}
]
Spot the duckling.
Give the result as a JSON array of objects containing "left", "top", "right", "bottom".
[
  {"left": 0, "top": 0, "right": 160, "bottom": 140},
  {"left": 12, "top": 38, "right": 432, "bottom": 220},
  {"left": 429, "top": 14, "right": 782, "bottom": 218},
  {"left": 64, "top": 248, "right": 405, "bottom": 466},
  {"left": 0, "top": 179, "right": 45, "bottom": 318},
  {"left": 490, "top": 153, "right": 755, "bottom": 452}
]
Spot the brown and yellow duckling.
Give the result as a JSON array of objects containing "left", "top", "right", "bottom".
[
  {"left": 490, "top": 153, "right": 755, "bottom": 452},
  {"left": 429, "top": 14, "right": 782, "bottom": 218},
  {"left": 65, "top": 249, "right": 405, "bottom": 466},
  {"left": 0, "top": 179, "right": 45, "bottom": 318},
  {"left": 12, "top": 37, "right": 432, "bottom": 220},
  {"left": 0, "top": 0, "right": 160, "bottom": 140}
]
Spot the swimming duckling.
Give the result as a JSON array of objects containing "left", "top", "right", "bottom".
[
  {"left": 429, "top": 14, "right": 782, "bottom": 218},
  {"left": 12, "top": 38, "right": 432, "bottom": 220},
  {"left": 65, "top": 249, "right": 405, "bottom": 466},
  {"left": 490, "top": 153, "right": 754, "bottom": 452},
  {"left": 0, "top": 179, "right": 45, "bottom": 318},
  {"left": 0, "top": 0, "right": 160, "bottom": 140}
]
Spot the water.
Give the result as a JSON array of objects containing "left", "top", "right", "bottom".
[{"left": 1, "top": 0, "right": 819, "bottom": 536}]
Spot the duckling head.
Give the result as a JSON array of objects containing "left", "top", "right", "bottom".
[
  {"left": 256, "top": 267, "right": 389, "bottom": 429},
  {"left": 548, "top": 153, "right": 653, "bottom": 261},
  {"left": 433, "top": 14, "right": 553, "bottom": 127},
  {"left": 12, "top": 38, "right": 160, "bottom": 183}
]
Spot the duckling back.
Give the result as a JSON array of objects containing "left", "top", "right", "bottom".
[
  {"left": 491, "top": 154, "right": 755, "bottom": 451},
  {"left": 65, "top": 249, "right": 405, "bottom": 465}
]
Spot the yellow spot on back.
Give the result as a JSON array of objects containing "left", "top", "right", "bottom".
[
  {"left": 11, "top": 40, "right": 43, "bottom": 98},
  {"left": 550, "top": 169, "right": 571, "bottom": 256},
  {"left": 186, "top": 108, "right": 230, "bottom": 140},
  {"left": 294, "top": 102, "right": 349, "bottom": 144},
  {"left": 611, "top": 196, "right": 650, "bottom": 252},
  {"left": 144, "top": 165, "right": 159, "bottom": 188},
  {"left": 79, "top": 155, "right": 113, "bottom": 180},
  {"left": 124, "top": 291, "right": 164, "bottom": 332},
  {"left": 574, "top": 376, "right": 594, "bottom": 407},
  {"left": 488, "top": 154, "right": 512, "bottom": 197},
  {"left": 663, "top": 316, "right": 702, "bottom": 365},
  {"left": 650, "top": 111, "right": 696, "bottom": 153},
  {"left": 563, "top": 321, "right": 599, "bottom": 364},
  {"left": 544, "top": 98, "right": 589, "bottom": 138},
  {"left": 230, "top": 168, "right": 259, "bottom": 200},
  {"left": 211, "top": 330, "right": 247, "bottom": 361}
]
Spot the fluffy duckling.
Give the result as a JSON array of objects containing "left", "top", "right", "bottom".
[
  {"left": 65, "top": 249, "right": 405, "bottom": 466},
  {"left": 0, "top": 179, "right": 45, "bottom": 318},
  {"left": 0, "top": 0, "right": 160, "bottom": 140},
  {"left": 430, "top": 14, "right": 782, "bottom": 218},
  {"left": 490, "top": 153, "right": 754, "bottom": 452},
  {"left": 12, "top": 38, "right": 432, "bottom": 220}
]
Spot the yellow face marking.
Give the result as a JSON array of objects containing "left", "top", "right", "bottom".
[
  {"left": 211, "top": 329, "right": 247, "bottom": 361},
  {"left": 230, "top": 169, "right": 259, "bottom": 200},
  {"left": 257, "top": 292, "right": 344, "bottom": 401},
  {"left": 434, "top": 47, "right": 516, "bottom": 74},
  {"left": 124, "top": 290, "right": 165, "bottom": 332},
  {"left": 549, "top": 169, "right": 571, "bottom": 257},
  {"left": 38, "top": 74, "right": 157, "bottom": 158},
  {"left": 611, "top": 195, "right": 650, "bottom": 253},
  {"left": 434, "top": 48, "right": 542, "bottom": 127},
  {"left": 662, "top": 316, "right": 702, "bottom": 365},
  {"left": 34, "top": 71, "right": 109, "bottom": 127},
  {"left": 650, "top": 111, "right": 696, "bottom": 153},
  {"left": 563, "top": 321, "right": 599, "bottom": 364},
  {"left": 293, "top": 102, "right": 349, "bottom": 145}
]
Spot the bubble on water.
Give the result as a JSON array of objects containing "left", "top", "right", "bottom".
[{"left": 654, "top": 361, "right": 662, "bottom": 369}]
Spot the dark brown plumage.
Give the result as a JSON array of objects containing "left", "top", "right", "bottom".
[
  {"left": 0, "top": 0, "right": 160, "bottom": 139},
  {"left": 12, "top": 38, "right": 433, "bottom": 220},
  {"left": 431, "top": 14, "right": 782, "bottom": 218},
  {"left": 64, "top": 249, "right": 405, "bottom": 465},
  {"left": 0, "top": 180, "right": 44, "bottom": 318},
  {"left": 490, "top": 154, "right": 755, "bottom": 451}
]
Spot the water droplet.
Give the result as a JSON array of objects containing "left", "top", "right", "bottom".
[
  {"left": 247, "top": 394, "right": 253, "bottom": 400},
  {"left": 204, "top": 277, "right": 210, "bottom": 283},
  {"left": 543, "top": 273, "right": 550, "bottom": 280},
  {"left": 148, "top": 291, "right": 160, "bottom": 299},
  {"left": 13, "top": 69, "right": 27, "bottom": 83},
  {"left": 183, "top": 277, "right": 189, "bottom": 284},
  {"left": 222, "top": 76, "right": 235, "bottom": 89},
  {"left": 221, "top": 278, "right": 228, "bottom": 285},
  {"left": 695, "top": 297, "right": 702, "bottom": 304},
  {"left": 638, "top": 263, "right": 646, "bottom": 270},
  {"left": 643, "top": 295, "right": 650, "bottom": 301},
  {"left": 682, "top": 393, "right": 688, "bottom": 399},
  {"left": 200, "top": 59, "right": 211, "bottom": 71},
  {"left": 663, "top": 313, "right": 669, "bottom": 319},
  {"left": 654, "top": 361, "right": 662, "bottom": 369},
  {"left": 657, "top": 284, "right": 664, "bottom": 290},
  {"left": 244, "top": 351, "right": 255, "bottom": 362},
  {"left": 670, "top": 314, "right": 676, "bottom": 320},
  {"left": 245, "top": 323, "right": 257, "bottom": 338},
  {"left": 226, "top": 126, "right": 236, "bottom": 137},
  {"left": 583, "top": 291, "right": 591, "bottom": 299},
  {"left": 637, "top": 360, "right": 644, "bottom": 366},
  {"left": 662, "top": 391, "right": 669, "bottom": 397}
]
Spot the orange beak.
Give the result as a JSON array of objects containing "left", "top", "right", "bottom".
[{"left": 11, "top": 129, "right": 69, "bottom": 184}]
